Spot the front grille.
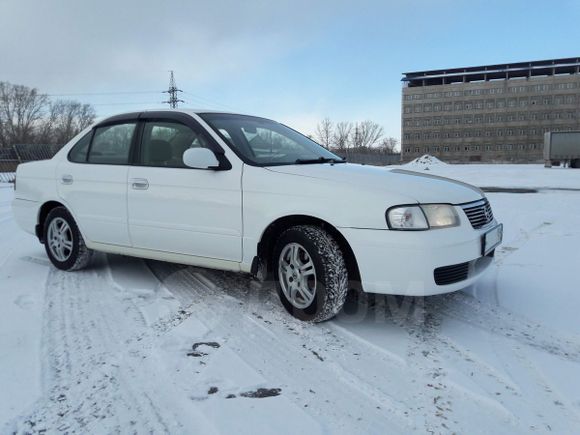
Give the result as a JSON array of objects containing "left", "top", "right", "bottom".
[
  {"left": 434, "top": 262, "right": 470, "bottom": 285},
  {"left": 461, "top": 198, "right": 494, "bottom": 229}
]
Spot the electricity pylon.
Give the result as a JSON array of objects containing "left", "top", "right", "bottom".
[{"left": 163, "top": 71, "right": 184, "bottom": 108}]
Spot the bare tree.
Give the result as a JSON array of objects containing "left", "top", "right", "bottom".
[
  {"left": 40, "top": 100, "right": 96, "bottom": 144},
  {"left": 353, "top": 120, "right": 384, "bottom": 149},
  {"left": 315, "top": 118, "right": 333, "bottom": 149},
  {"left": 0, "top": 82, "right": 47, "bottom": 147},
  {"left": 333, "top": 121, "right": 352, "bottom": 150},
  {"left": 378, "top": 137, "right": 399, "bottom": 154},
  {"left": 0, "top": 82, "right": 96, "bottom": 148}
]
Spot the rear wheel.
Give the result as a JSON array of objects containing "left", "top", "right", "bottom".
[
  {"left": 273, "top": 225, "right": 349, "bottom": 322},
  {"left": 44, "top": 207, "right": 93, "bottom": 271}
]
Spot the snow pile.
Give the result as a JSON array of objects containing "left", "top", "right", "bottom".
[
  {"left": 404, "top": 154, "right": 447, "bottom": 170},
  {"left": 0, "top": 172, "right": 15, "bottom": 183}
]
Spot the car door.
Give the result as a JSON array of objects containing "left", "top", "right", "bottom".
[
  {"left": 127, "top": 113, "right": 242, "bottom": 262},
  {"left": 57, "top": 118, "right": 137, "bottom": 246}
]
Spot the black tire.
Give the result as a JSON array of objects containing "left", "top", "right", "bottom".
[
  {"left": 273, "top": 225, "right": 349, "bottom": 322},
  {"left": 43, "top": 206, "right": 93, "bottom": 271},
  {"left": 571, "top": 159, "right": 580, "bottom": 169}
]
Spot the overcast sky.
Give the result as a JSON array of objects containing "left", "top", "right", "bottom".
[{"left": 2, "top": 0, "right": 580, "bottom": 139}]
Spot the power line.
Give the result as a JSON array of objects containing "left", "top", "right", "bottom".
[
  {"left": 90, "top": 101, "right": 163, "bottom": 107},
  {"left": 162, "top": 71, "right": 184, "bottom": 108},
  {"left": 46, "top": 90, "right": 162, "bottom": 97},
  {"left": 181, "top": 91, "right": 238, "bottom": 112}
]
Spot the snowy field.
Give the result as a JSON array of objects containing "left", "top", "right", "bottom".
[{"left": 1, "top": 163, "right": 580, "bottom": 434}]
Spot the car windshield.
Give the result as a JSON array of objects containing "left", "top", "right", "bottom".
[{"left": 199, "top": 113, "right": 344, "bottom": 166}]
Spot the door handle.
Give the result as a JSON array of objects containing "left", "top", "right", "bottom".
[
  {"left": 61, "top": 174, "right": 73, "bottom": 185},
  {"left": 131, "top": 178, "right": 149, "bottom": 190}
]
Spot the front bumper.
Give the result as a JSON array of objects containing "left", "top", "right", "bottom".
[{"left": 340, "top": 220, "right": 499, "bottom": 296}]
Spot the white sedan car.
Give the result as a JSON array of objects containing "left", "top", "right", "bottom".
[{"left": 13, "top": 110, "right": 502, "bottom": 322}]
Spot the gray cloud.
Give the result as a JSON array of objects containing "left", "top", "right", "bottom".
[{"left": 0, "top": 0, "right": 339, "bottom": 92}]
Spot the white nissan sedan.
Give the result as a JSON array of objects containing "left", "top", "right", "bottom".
[{"left": 12, "top": 110, "right": 502, "bottom": 322}]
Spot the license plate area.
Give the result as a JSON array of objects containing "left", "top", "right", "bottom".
[{"left": 482, "top": 223, "right": 503, "bottom": 256}]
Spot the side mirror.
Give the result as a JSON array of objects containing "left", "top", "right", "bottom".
[{"left": 183, "top": 148, "right": 220, "bottom": 169}]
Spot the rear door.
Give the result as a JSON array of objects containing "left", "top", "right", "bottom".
[
  {"left": 127, "top": 113, "right": 243, "bottom": 261},
  {"left": 57, "top": 117, "right": 138, "bottom": 246}
]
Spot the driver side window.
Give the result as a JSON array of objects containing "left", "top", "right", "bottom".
[{"left": 139, "top": 121, "right": 211, "bottom": 168}]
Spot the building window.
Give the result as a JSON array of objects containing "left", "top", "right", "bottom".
[
  {"left": 485, "top": 145, "right": 492, "bottom": 151},
  {"left": 414, "top": 147, "right": 420, "bottom": 153},
  {"left": 443, "top": 146, "right": 449, "bottom": 152},
  {"left": 472, "top": 145, "right": 480, "bottom": 151}
]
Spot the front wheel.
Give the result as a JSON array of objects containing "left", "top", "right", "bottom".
[
  {"left": 44, "top": 206, "right": 93, "bottom": 271},
  {"left": 273, "top": 225, "right": 349, "bottom": 322}
]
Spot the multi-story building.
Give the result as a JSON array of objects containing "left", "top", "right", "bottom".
[{"left": 401, "top": 57, "right": 580, "bottom": 163}]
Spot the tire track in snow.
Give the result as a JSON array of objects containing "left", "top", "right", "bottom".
[
  {"left": 5, "top": 258, "right": 188, "bottom": 434},
  {"left": 147, "top": 261, "right": 415, "bottom": 433},
  {"left": 152, "top": 261, "right": 580, "bottom": 433}
]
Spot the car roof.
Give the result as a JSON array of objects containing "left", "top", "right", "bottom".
[{"left": 95, "top": 108, "right": 273, "bottom": 127}]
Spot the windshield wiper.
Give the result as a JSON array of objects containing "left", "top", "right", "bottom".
[{"left": 295, "top": 157, "right": 346, "bottom": 165}]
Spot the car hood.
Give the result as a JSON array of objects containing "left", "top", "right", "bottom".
[{"left": 266, "top": 163, "right": 484, "bottom": 204}]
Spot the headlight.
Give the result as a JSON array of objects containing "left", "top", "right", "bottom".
[
  {"left": 387, "top": 206, "right": 428, "bottom": 230},
  {"left": 387, "top": 204, "right": 460, "bottom": 230},
  {"left": 421, "top": 204, "right": 460, "bottom": 229}
]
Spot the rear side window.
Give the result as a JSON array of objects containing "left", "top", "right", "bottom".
[
  {"left": 88, "top": 123, "right": 136, "bottom": 165},
  {"left": 139, "top": 121, "right": 212, "bottom": 168},
  {"left": 68, "top": 132, "right": 92, "bottom": 163}
]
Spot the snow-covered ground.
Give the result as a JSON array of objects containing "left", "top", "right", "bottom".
[{"left": 1, "top": 163, "right": 580, "bottom": 434}]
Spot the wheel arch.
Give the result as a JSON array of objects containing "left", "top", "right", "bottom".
[
  {"left": 256, "top": 214, "right": 361, "bottom": 287},
  {"left": 36, "top": 200, "right": 67, "bottom": 243}
]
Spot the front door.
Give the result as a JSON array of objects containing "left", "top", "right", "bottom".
[{"left": 127, "top": 117, "right": 242, "bottom": 262}]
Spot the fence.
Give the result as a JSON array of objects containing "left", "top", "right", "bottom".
[
  {"left": 336, "top": 150, "right": 401, "bottom": 166},
  {"left": 0, "top": 144, "right": 63, "bottom": 182}
]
